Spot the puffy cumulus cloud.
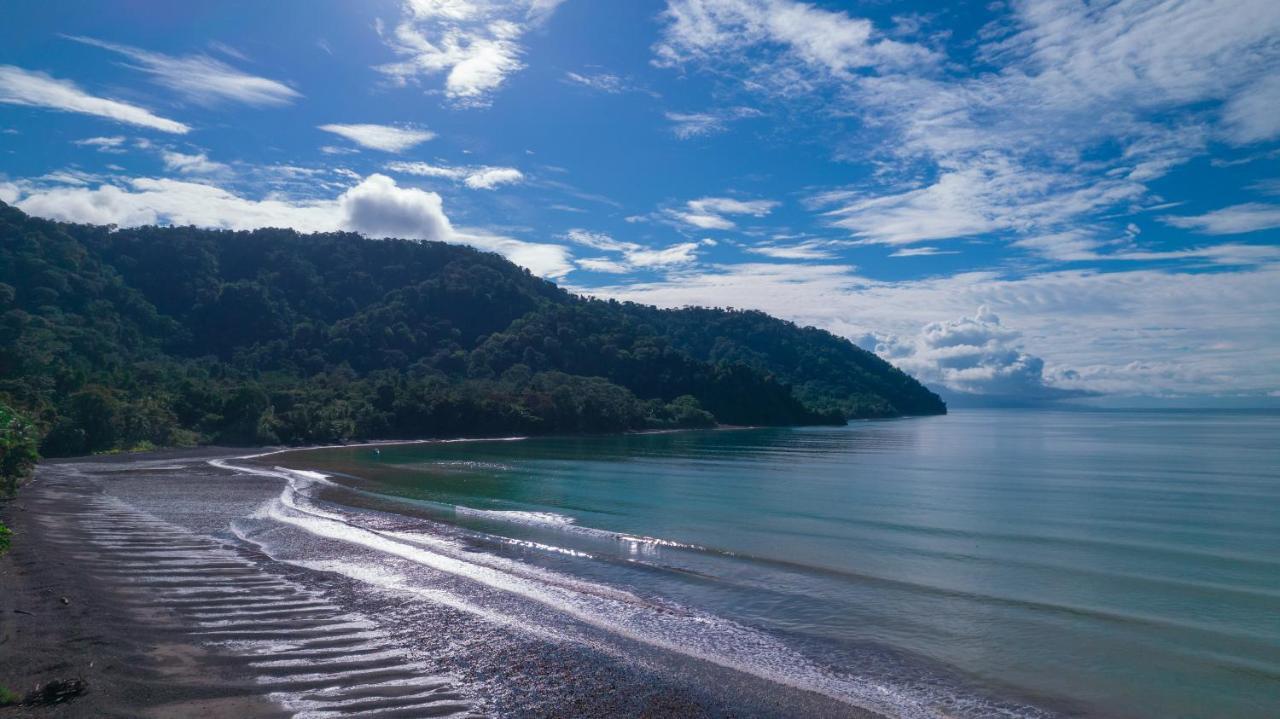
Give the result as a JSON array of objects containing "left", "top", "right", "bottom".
[
  {"left": 876, "top": 307, "right": 1085, "bottom": 400},
  {"left": 0, "top": 64, "right": 189, "bottom": 133},
  {"left": 386, "top": 161, "right": 524, "bottom": 190},
  {"left": 8, "top": 173, "right": 572, "bottom": 277},
  {"left": 339, "top": 173, "right": 453, "bottom": 242},
  {"left": 66, "top": 36, "right": 301, "bottom": 107},
  {"left": 319, "top": 123, "right": 436, "bottom": 153},
  {"left": 464, "top": 167, "right": 524, "bottom": 190},
  {"left": 376, "top": 0, "right": 567, "bottom": 106}
]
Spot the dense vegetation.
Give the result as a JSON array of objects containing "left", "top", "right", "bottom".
[
  {"left": 0, "top": 201, "right": 943, "bottom": 457},
  {"left": 0, "top": 401, "right": 38, "bottom": 496}
]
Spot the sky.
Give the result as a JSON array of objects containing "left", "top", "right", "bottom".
[{"left": 1, "top": 0, "right": 1278, "bottom": 406}]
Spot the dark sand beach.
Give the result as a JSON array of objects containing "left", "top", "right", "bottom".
[{"left": 1, "top": 448, "right": 879, "bottom": 718}]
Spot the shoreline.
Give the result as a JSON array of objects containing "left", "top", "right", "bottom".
[{"left": 2, "top": 446, "right": 885, "bottom": 718}]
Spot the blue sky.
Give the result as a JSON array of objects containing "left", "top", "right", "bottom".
[{"left": 2, "top": 0, "right": 1278, "bottom": 404}]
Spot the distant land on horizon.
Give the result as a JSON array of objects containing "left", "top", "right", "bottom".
[{"left": 0, "top": 201, "right": 944, "bottom": 457}]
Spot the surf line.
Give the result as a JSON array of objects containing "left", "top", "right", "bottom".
[{"left": 209, "top": 452, "right": 935, "bottom": 719}]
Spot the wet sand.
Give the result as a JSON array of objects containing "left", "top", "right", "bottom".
[{"left": 1, "top": 449, "right": 881, "bottom": 718}]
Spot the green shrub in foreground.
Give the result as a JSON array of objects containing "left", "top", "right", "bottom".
[{"left": 0, "top": 402, "right": 39, "bottom": 495}]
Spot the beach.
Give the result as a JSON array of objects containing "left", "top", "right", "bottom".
[
  {"left": 1, "top": 447, "right": 877, "bottom": 718},
  {"left": 5, "top": 410, "right": 1276, "bottom": 719}
]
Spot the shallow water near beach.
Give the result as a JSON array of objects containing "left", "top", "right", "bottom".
[{"left": 270, "top": 409, "right": 1280, "bottom": 718}]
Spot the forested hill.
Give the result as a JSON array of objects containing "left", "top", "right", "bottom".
[{"left": 0, "top": 201, "right": 944, "bottom": 456}]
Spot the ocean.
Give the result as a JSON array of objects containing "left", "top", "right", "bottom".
[{"left": 257, "top": 409, "right": 1280, "bottom": 718}]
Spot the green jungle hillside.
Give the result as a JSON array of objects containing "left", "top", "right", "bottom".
[{"left": 0, "top": 201, "right": 944, "bottom": 457}]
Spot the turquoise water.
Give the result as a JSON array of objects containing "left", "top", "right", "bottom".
[{"left": 282, "top": 410, "right": 1280, "bottom": 718}]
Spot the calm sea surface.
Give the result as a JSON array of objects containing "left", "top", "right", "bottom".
[{"left": 279, "top": 409, "right": 1280, "bottom": 718}]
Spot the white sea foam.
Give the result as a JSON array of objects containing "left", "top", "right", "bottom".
[
  {"left": 214, "top": 454, "right": 960, "bottom": 718},
  {"left": 453, "top": 507, "right": 578, "bottom": 526}
]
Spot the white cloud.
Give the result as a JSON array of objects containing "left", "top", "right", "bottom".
[
  {"left": 654, "top": 0, "right": 937, "bottom": 77},
  {"left": 889, "top": 246, "right": 957, "bottom": 258},
  {"left": 1015, "top": 227, "right": 1280, "bottom": 264},
  {"left": 626, "top": 242, "right": 703, "bottom": 267},
  {"left": 320, "top": 145, "right": 359, "bottom": 156},
  {"left": 576, "top": 257, "right": 631, "bottom": 273},
  {"left": 339, "top": 173, "right": 452, "bottom": 242},
  {"left": 817, "top": 157, "right": 1145, "bottom": 246},
  {"left": 747, "top": 240, "right": 838, "bottom": 260},
  {"left": 74, "top": 135, "right": 127, "bottom": 152},
  {"left": 376, "top": 0, "right": 567, "bottom": 106},
  {"left": 577, "top": 260, "right": 1280, "bottom": 398},
  {"left": 689, "top": 197, "right": 777, "bottom": 216},
  {"left": 463, "top": 166, "right": 524, "bottom": 190},
  {"left": 161, "top": 150, "right": 231, "bottom": 176},
  {"left": 9, "top": 173, "right": 572, "bottom": 277},
  {"left": 665, "top": 107, "right": 761, "bottom": 139},
  {"left": 564, "top": 71, "right": 625, "bottom": 94},
  {"left": 319, "top": 123, "right": 435, "bottom": 153},
  {"left": 1222, "top": 74, "right": 1280, "bottom": 145},
  {"left": 654, "top": 0, "right": 1280, "bottom": 255},
  {"left": 37, "top": 170, "right": 104, "bottom": 186},
  {"left": 1163, "top": 203, "right": 1280, "bottom": 235},
  {"left": 67, "top": 36, "right": 300, "bottom": 107},
  {"left": 564, "top": 228, "right": 635, "bottom": 252},
  {"left": 385, "top": 160, "right": 524, "bottom": 190},
  {"left": 674, "top": 196, "right": 779, "bottom": 230},
  {"left": 0, "top": 64, "right": 189, "bottom": 133},
  {"left": 875, "top": 307, "right": 1083, "bottom": 399},
  {"left": 561, "top": 228, "right": 705, "bottom": 270}
]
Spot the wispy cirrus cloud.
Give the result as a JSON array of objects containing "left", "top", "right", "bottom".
[
  {"left": 564, "top": 228, "right": 708, "bottom": 272},
  {"left": 1163, "top": 203, "right": 1280, "bottom": 235},
  {"left": 673, "top": 196, "right": 779, "bottom": 230},
  {"left": 665, "top": 106, "right": 760, "bottom": 139},
  {"left": 318, "top": 123, "right": 435, "bottom": 153},
  {"left": 66, "top": 35, "right": 301, "bottom": 107},
  {"left": 746, "top": 240, "right": 842, "bottom": 260},
  {"left": 654, "top": 0, "right": 1280, "bottom": 258},
  {"left": 385, "top": 160, "right": 524, "bottom": 190},
  {"left": 654, "top": 0, "right": 938, "bottom": 79},
  {"left": 376, "top": 0, "right": 566, "bottom": 107},
  {"left": 0, "top": 65, "right": 188, "bottom": 133},
  {"left": 74, "top": 135, "right": 128, "bottom": 152},
  {"left": 564, "top": 71, "right": 625, "bottom": 94},
  {"left": 161, "top": 150, "right": 231, "bottom": 177},
  {"left": 564, "top": 69, "right": 659, "bottom": 97}
]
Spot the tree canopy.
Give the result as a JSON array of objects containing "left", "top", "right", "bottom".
[{"left": 0, "top": 201, "right": 943, "bottom": 456}]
